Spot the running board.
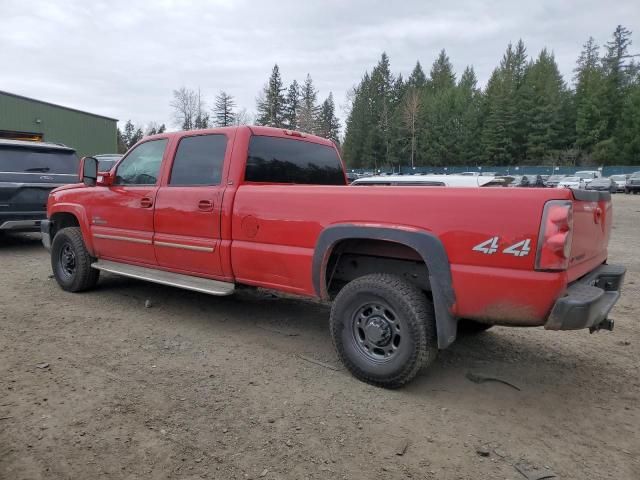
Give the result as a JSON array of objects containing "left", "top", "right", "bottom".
[{"left": 92, "top": 260, "right": 235, "bottom": 296}]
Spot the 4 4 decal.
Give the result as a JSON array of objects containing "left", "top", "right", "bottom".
[{"left": 472, "top": 237, "right": 532, "bottom": 257}]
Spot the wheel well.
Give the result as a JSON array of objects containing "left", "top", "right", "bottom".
[
  {"left": 325, "top": 238, "right": 430, "bottom": 298},
  {"left": 50, "top": 212, "right": 80, "bottom": 238}
]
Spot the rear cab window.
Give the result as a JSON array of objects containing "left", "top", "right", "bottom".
[
  {"left": 244, "top": 136, "right": 345, "bottom": 185},
  {"left": 0, "top": 146, "right": 78, "bottom": 174}
]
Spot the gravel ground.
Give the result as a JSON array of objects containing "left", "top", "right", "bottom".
[{"left": 1, "top": 195, "right": 639, "bottom": 480}]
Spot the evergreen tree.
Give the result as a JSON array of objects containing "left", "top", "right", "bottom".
[
  {"left": 317, "top": 93, "right": 341, "bottom": 143},
  {"left": 480, "top": 68, "right": 513, "bottom": 164},
  {"left": 213, "top": 91, "right": 236, "bottom": 127},
  {"left": 407, "top": 61, "right": 427, "bottom": 88},
  {"left": 342, "top": 73, "right": 375, "bottom": 169},
  {"left": 283, "top": 80, "right": 301, "bottom": 130},
  {"left": 520, "top": 49, "right": 568, "bottom": 161},
  {"left": 429, "top": 49, "right": 456, "bottom": 91},
  {"left": 617, "top": 82, "right": 640, "bottom": 163},
  {"left": 370, "top": 53, "right": 395, "bottom": 167},
  {"left": 457, "top": 66, "right": 483, "bottom": 163},
  {"left": 601, "top": 25, "right": 634, "bottom": 139},
  {"left": 480, "top": 40, "right": 528, "bottom": 164},
  {"left": 574, "top": 37, "right": 606, "bottom": 155},
  {"left": 256, "top": 64, "right": 286, "bottom": 127},
  {"left": 298, "top": 74, "right": 321, "bottom": 134}
]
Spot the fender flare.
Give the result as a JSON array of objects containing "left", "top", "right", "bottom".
[
  {"left": 49, "top": 204, "right": 95, "bottom": 255},
  {"left": 312, "top": 224, "right": 458, "bottom": 349}
]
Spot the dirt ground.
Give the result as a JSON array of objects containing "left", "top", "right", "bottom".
[{"left": 1, "top": 195, "right": 639, "bottom": 480}]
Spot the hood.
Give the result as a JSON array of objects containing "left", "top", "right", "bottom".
[{"left": 50, "top": 182, "right": 85, "bottom": 194}]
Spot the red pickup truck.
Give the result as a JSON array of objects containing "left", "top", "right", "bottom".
[{"left": 42, "top": 126, "right": 625, "bottom": 388}]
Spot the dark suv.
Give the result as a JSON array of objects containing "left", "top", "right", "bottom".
[{"left": 0, "top": 139, "right": 78, "bottom": 232}]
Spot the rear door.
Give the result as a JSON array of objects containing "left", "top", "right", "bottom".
[
  {"left": 0, "top": 145, "right": 77, "bottom": 227},
  {"left": 153, "top": 133, "right": 228, "bottom": 277},
  {"left": 89, "top": 139, "right": 167, "bottom": 265}
]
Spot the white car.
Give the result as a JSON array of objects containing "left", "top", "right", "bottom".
[
  {"left": 574, "top": 170, "right": 601, "bottom": 185},
  {"left": 351, "top": 174, "right": 509, "bottom": 187},
  {"left": 610, "top": 174, "right": 627, "bottom": 192},
  {"left": 557, "top": 176, "right": 585, "bottom": 189}
]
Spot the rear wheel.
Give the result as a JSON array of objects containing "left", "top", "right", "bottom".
[
  {"left": 51, "top": 227, "right": 99, "bottom": 292},
  {"left": 330, "top": 274, "right": 437, "bottom": 388}
]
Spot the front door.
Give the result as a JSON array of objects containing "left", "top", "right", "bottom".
[
  {"left": 153, "top": 133, "right": 227, "bottom": 277},
  {"left": 89, "top": 139, "right": 168, "bottom": 265}
]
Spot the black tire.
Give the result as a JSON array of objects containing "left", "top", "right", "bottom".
[
  {"left": 330, "top": 273, "right": 437, "bottom": 388},
  {"left": 51, "top": 227, "right": 99, "bottom": 292},
  {"left": 457, "top": 319, "right": 493, "bottom": 335}
]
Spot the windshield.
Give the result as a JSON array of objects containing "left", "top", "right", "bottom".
[
  {"left": 563, "top": 177, "right": 579, "bottom": 182},
  {"left": 610, "top": 175, "right": 626, "bottom": 181},
  {"left": 0, "top": 146, "right": 78, "bottom": 174},
  {"left": 548, "top": 175, "right": 563, "bottom": 181},
  {"left": 631, "top": 172, "right": 640, "bottom": 178}
]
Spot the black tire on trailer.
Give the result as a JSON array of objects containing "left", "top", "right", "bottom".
[
  {"left": 457, "top": 318, "right": 493, "bottom": 335},
  {"left": 330, "top": 273, "right": 437, "bottom": 388},
  {"left": 51, "top": 226, "right": 100, "bottom": 292}
]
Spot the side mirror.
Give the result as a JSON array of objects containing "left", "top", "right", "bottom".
[{"left": 82, "top": 156, "right": 98, "bottom": 186}]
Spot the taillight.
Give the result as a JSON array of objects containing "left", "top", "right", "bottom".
[{"left": 535, "top": 200, "right": 573, "bottom": 271}]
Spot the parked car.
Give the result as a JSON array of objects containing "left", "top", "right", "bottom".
[
  {"left": 94, "top": 154, "right": 123, "bottom": 172},
  {"left": 626, "top": 172, "right": 640, "bottom": 194},
  {"left": 351, "top": 174, "right": 509, "bottom": 187},
  {"left": 575, "top": 170, "right": 601, "bottom": 185},
  {"left": 42, "top": 126, "right": 625, "bottom": 388},
  {"left": 511, "top": 174, "right": 545, "bottom": 188},
  {"left": 586, "top": 177, "right": 616, "bottom": 193},
  {"left": 0, "top": 139, "right": 78, "bottom": 233},
  {"left": 545, "top": 175, "right": 565, "bottom": 188},
  {"left": 609, "top": 175, "right": 628, "bottom": 192},
  {"left": 557, "top": 176, "right": 585, "bottom": 189}
]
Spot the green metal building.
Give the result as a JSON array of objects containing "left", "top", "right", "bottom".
[{"left": 0, "top": 90, "right": 117, "bottom": 156}]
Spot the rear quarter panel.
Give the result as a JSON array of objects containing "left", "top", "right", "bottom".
[{"left": 230, "top": 185, "right": 575, "bottom": 323}]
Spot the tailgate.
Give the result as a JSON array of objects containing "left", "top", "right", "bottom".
[{"left": 567, "top": 189, "right": 612, "bottom": 281}]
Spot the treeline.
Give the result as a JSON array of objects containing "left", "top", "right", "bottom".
[
  {"left": 116, "top": 120, "right": 166, "bottom": 153},
  {"left": 253, "top": 65, "right": 341, "bottom": 144},
  {"left": 343, "top": 25, "right": 640, "bottom": 168}
]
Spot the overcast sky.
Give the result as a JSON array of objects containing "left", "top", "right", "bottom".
[{"left": 1, "top": 0, "right": 638, "bottom": 132}]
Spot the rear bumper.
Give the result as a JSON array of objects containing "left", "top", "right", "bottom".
[
  {"left": 545, "top": 264, "right": 626, "bottom": 331},
  {"left": 0, "top": 216, "right": 46, "bottom": 231}
]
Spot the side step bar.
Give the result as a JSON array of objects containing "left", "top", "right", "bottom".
[{"left": 92, "top": 260, "right": 235, "bottom": 296}]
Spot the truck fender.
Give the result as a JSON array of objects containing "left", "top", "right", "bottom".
[
  {"left": 312, "top": 224, "right": 458, "bottom": 349},
  {"left": 49, "top": 203, "right": 96, "bottom": 256}
]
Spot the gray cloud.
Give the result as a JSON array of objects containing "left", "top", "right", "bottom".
[{"left": 1, "top": 0, "right": 637, "bottom": 130}]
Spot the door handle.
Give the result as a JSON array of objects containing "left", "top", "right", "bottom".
[
  {"left": 198, "top": 200, "right": 214, "bottom": 211},
  {"left": 140, "top": 197, "right": 153, "bottom": 208}
]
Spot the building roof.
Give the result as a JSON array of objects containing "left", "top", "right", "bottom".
[
  {"left": 0, "top": 138, "right": 76, "bottom": 152},
  {"left": 0, "top": 90, "right": 118, "bottom": 122}
]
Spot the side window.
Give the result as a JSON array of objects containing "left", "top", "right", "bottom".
[
  {"left": 114, "top": 139, "right": 167, "bottom": 185},
  {"left": 169, "top": 134, "right": 227, "bottom": 186},
  {"left": 245, "top": 136, "right": 345, "bottom": 185}
]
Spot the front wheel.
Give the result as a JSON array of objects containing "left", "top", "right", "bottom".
[
  {"left": 330, "top": 274, "right": 438, "bottom": 388},
  {"left": 51, "top": 227, "right": 100, "bottom": 292}
]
